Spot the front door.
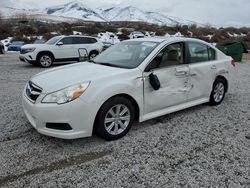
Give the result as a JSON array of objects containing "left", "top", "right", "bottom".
[
  {"left": 143, "top": 42, "right": 190, "bottom": 114},
  {"left": 53, "top": 37, "right": 76, "bottom": 59}
]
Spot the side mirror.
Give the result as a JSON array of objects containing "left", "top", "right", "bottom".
[
  {"left": 149, "top": 73, "right": 161, "bottom": 90},
  {"left": 57, "top": 41, "right": 63, "bottom": 46}
]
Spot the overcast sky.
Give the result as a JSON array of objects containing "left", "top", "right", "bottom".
[{"left": 2, "top": 0, "right": 250, "bottom": 27}]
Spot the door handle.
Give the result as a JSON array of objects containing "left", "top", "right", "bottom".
[
  {"left": 175, "top": 71, "right": 188, "bottom": 77},
  {"left": 211, "top": 65, "right": 217, "bottom": 69},
  {"left": 178, "top": 89, "right": 188, "bottom": 92},
  {"left": 190, "top": 73, "right": 197, "bottom": 77}
]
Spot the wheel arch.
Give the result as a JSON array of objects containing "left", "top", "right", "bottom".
[
  {"left": 36, "top": 51, "right": 55, "bottom": 61},
  {"left": 89, "top": 50, "right": 99, "bottom": 56},
  {"left": 214, "top": 75, "right": 228, "bottom": 92},
  {"left": 95, "top": 93, "right": 140, "bottom": 124}
]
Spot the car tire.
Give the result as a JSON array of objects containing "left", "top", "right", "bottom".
[
  {"left": 37, "top": 53, "right": 53, "bottom": 68},
  {"left": 0, "top": 47, "right": 4, "bottom": 54},
  {"left": 94, "top": 96, "right": 135, "bottom": 141},
  {"left": 209, "top": 78, "right": 226, "bottom": 106},
  {"left": 89, "top": 51, "right": 99, "bottom": 60}
]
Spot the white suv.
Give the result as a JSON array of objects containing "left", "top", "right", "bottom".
[
  {"left": 19, "top": 35, "right": 103, "bottom": 67},
  {"left": 22, "top": 37, "right": 235, "bottom": 140}
]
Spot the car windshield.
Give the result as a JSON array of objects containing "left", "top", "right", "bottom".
[
  {"left": 11, "top": 41, "right": 24, "bottom": 45},
  {"left": 134, "top": 32, "right": 143, "bottom": 35},
  {"left": 46, "top": 36, "right": 62, "bottom": 45},
  {"left": 34, "top": 40, "right": 46, "bottom": 44},
  {"left": 93, "top": 41, "right": 159, "bottom": 69}
]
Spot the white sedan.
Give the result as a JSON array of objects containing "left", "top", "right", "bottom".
[{"left": 22, "top": 37, "right": 235, "bottom": 140}]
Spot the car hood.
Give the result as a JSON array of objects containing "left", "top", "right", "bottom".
[
  {"left": 22, "top": 44, "right": 50, "bottom": 49},
  {"left": 30, "top": 62, "right": 130, "bottom": 93}
]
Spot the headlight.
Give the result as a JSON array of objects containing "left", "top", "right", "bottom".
[
  {"left": 22, "top": 48, "right": 36, "bottom": 53},
  {"left": 42, "top": 82, "right": 90, "bottom": 104}
]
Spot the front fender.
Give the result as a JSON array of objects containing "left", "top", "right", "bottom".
[{"left": 80, "top": 76, "right": 144, "bottom": 119}]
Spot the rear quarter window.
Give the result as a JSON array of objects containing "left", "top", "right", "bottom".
[
  {"left": 208, "top": 47, "right": 216, "bottom": 60},
  {"left": 87, "top": 38, "right": 97, "bottom": 44},
  {"left": 73, "top": 37, "right": 97, "bottom": 44}
]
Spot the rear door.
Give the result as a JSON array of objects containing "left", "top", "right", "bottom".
[
  {"left": 187, "top": 41, "right": 217, "bottom": 101},
  {"left": 75, "top": 37, "right": 91, "bottom": 54},
  {"left": 143, "top": 42, "right": 190, "bottom": 114}
]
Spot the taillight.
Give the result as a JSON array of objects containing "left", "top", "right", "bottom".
[{"left": 231, "top": 60, "right": 236, "bottom": 67}]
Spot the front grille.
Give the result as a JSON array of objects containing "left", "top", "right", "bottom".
[{"left": 26, "top": 81, "right": 42, "bottom": 102}]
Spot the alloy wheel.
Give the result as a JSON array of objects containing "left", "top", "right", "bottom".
[
  {"left": 40, "top": 55, "right": 52, "bottom": 67},
  {"left": 104, "top": 104, "right": 131, "bottom": 136},
  {"left": 89, "top": 53, "right": 97, "bottom": 60},
  {"left": 213, "top": 82, "right": 225, "bottom": 103}
]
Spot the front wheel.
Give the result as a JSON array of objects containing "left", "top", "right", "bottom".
[
  {"left": 94, "top": 97, "right": 135, "bottom": 140},
  {"left": 209, "top": 78, "right": 226, "bottom": 106},
  {"left": 38, "top": 54, "right": 53, "bottom": 68}
]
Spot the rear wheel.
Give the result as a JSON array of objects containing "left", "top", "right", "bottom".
[
  {"left": 38, "top": 54, "right": 53, "bottom": 68},
  {"left": 0, "top": 47, "right": 4, "bottom": 54},
  {"left": 94, "top": 97, "right": 135, "bottom": 140},
  {"left": 209, "top": 78, "right": 226, "bottom": 106},
  {"left": 89, "top": 51, "right": 99, "bottom": 60}
]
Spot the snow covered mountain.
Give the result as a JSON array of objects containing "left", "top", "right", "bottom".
[
  {"left": 0, "top": 6, "right": 37, "bottom": 17},
  {"left": 0, "top": 1, "right": 203, "bottom": 26},
  {"left": 43, "top": 1, "right": 104, "bottom": 22}
]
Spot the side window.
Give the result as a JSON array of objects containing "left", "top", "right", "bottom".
[
  {"left": 88, "top": 38, "right": 97, "bottom": 44},
  {"left": 147, "top": 43, "right": 184, "bottom": 70},
  {"left": 73, "top": 37, "right": 82, "bottom": 44},
  {"left": 188, "top": 42, "right": 209, "bottom": 63},
  {"left": 83, "top": 37, "right": 97, "bottom": 44},
  {"left": 208, "top": 47, "right": 216, "bottom": 60},
  {"left": 60, "top": 37, "right": 73, "bottom": 45},
  {"left": 73, "top": 37, "right": 97, "bottom": 44}
]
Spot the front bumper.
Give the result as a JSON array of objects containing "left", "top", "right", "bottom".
[
  {"left": 22, "top": 89, "right": 97, "bottom": 139},
  {"left": 19, "top": 54, "right": 36, "bottom": 64}
]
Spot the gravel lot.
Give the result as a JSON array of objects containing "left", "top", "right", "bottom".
[{"left": 0, "top": 52, "right": 250, "bottom": 188}]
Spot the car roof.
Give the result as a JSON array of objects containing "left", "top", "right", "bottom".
[
  {"left": 64, "top": 35, "right": 96, "bottom": 39},
  {"left": 128, "top": 36, "right": 208, "bottom": 44}
]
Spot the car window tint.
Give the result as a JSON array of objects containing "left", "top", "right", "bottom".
[
  {"left": 208, "top": 47, "right": 216, "bottom": 60},
  {"left": 73, "top": 37, "right": 97, "bottom": 44},
  {"left": 188, "top": 42, "right": 209, "bottom": 63},
  {"left": 83, "top": 37, "right": 97, "bottom": 44},
  {"left": 148, "top": 43, "right": 184, "bottom": 70},
  {"left": 88, "top": 38, "right": 97, "bottom": 44},
  {"left": 73, "top": 37, "right": 82, "bottom": 44},
  {"left": 60, "top": 37, "right": 73, "bottom": 45}
]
